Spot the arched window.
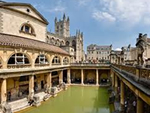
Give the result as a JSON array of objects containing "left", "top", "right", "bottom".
[
  {"left": 66, "top": 41, "right": 70, "bottom": 46},
  {"left": 56, "top": 39, "right": 60, "bottom": 46},
  {"left": 35, "top": 54, "right": 49, "bottom": 64},
  {"left": 63, "top": 57, "right": 69, "bottom": 65},
  {"left": 20, "top": 23, "right": 35, "bottom": 36},
  {"left": 52, "top": 56, "right": 60, "bottom": 65},
  {"left": 72, "top": 40, "right": 76, "bottom": 51},
  {"left": 61, "top": 41, "right": 64, "bottom": 46},
  {"left": 8, "top": 53, "right": 30, "bottom": 65}
]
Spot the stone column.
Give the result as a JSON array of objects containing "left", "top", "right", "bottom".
[
  {"left": 114, "top": 74, "right": 118, "bottom": 94},
  {"left": 67, "top": 69, "right": 71, "bottom": 84},
  {"left": 81, "top": 69, "right": 84, "bottom": 85},
  {"left": 1, "top": 78, "right": 7, "bottom": 103},
  {"left": 137, "top": 97, "right": 144, "bottom": 113},
  {"left": 59, "top": 70, "right": 63, "bottom": 84},
  {"left": 112, "top": 71, "right": 115, "bottom": 87},
  {"left": 96, "top": 69, "right": 99, "bottom": 85},
  {"left": 46, "top": 72, "right": 52, "bottom": 88},
  {"left": 120, "top": 81, "right": 125, "bottom": 110},
  {"left": 29, "top": 75, "right": 34, "bottom": 96}
]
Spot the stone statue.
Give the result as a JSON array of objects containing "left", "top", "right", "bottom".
[{"left": 136, "top": 33, "right": 147, "bottom": 66}]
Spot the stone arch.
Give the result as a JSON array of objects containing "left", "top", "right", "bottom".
[
  {"left": 20, "top": 23, "right": 35, "bottom": 35},
  {"left": 7, "top": 52, "right": 32, "bottom": 65},
  {"left": 35, "top": 54, "right": 49, "bottom": 64},
  {"left": 52, "top": 55, "right": 61, "bottom": 65},
  {"left": 100, "top": 73, "right": 108, "bottom": 84}
]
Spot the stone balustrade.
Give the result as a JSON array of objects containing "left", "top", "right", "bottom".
[
  {"left": 70, "top": 63, "right": 110, "bottom": 67},
  {"left": 112, "top": 64, "right": 150, "bottom": 85},
  {"left": 7, "top": 64, "right": 31, "bottom": 69},
  {"left": 35, "top": 64, "right": 49, "bottom": 67}
]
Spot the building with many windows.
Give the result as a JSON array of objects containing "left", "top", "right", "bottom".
[{"left": 87, "top": 44, "right": 112, "bottom": 63}]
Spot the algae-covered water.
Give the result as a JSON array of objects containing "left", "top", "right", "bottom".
[{"left": 17, "top": 86, "right": 114, "bottom": 113}]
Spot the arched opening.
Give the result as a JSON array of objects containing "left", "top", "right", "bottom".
[
  {"left": 100, "top": 73, "right": 108, "bottom": 84},
  {"left": 51, "top": 38, "right": 55, "bottom": 45},
  {"left": 60, "top": 41, "right": 65, "bottom": 46},
  {"left": 66, "top": 41, "right": 70, "bottom": 46},
  {"left": 8, "top": 53, "right": 30, "bottom": 68},
  {"left": 35, "top": 54, "right": 49, "bottom": 66},
  {"left": 52, "top": 56, "right": 61, "bottom": 65},
  {"left": 63, "top": 57, "right": 69, "bottom": 65},
  {"left": 56, "top": 39, "right": 60, "bottom": 46},
  {"left": 20, "top": 23, "right": 35, "bottom": 35}
]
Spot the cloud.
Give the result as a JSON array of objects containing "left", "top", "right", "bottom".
[
  {"left": 48, "top": 6, "right": 65, "bottom": 13},
  {"left": 78, "top": 0, "right": 91, "bottom": 6},
  {"left": 115, "top": 48, "right": 121, "bottom": 51},
  {"left": 33, "top": 0, "right": 66, "bottom": 13},
  {"left": 92, "top": 0, "right": 150, "bottom": 26},
  {"left": 92, "top": 10, "right": 116, "bottom": 22}
]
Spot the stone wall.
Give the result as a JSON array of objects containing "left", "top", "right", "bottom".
[{"left": 1, "top": 8, "right": 47, "bottom": 42}]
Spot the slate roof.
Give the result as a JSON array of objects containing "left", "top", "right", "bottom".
[{"left": 0, "top": 33, "right": 69, "bottom": 55}]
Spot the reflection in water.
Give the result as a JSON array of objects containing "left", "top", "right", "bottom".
[{"left": 17, "top": 86, "right": 114, "bottom": 113}]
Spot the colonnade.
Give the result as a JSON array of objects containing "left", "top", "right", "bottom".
[
  {"left": 0, "top": 68, "right": 109, "bottom": 104},
  {"left": 80, "top": 69, "right": 99, "bottom": 85},
  {"left": 0, "top": 69, "right": 71, "bottom": 104},
  {"left": 111, "top": 71, "right": 145, "bottom": 113}
]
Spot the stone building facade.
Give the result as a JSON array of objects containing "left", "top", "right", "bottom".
[
  {"left": 46, "top": 14, "right": 85, "bottom": 62},
  {"left": 87, "top": 44, "right": 112, "bottom": 63},
  {"left": 0, "top": 1, "right": 72, "bottom": 109}
]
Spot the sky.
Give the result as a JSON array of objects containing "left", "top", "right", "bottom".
[{"left": 5, "top": 0, "right": 150, "bottom": 51}]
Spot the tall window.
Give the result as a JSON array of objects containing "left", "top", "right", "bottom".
[
  {"left": 52, "top": 56, "right": 60, "bottom": 65},
  {"left": 20, "top": 23, "right": 35, "bottom": 35},
  {"left": 35, "top": 54, "right": 48, "bottom": 64},
  {"left": 8, "top": 53, "right": 30, "bottom": 65},
  {"left": 72, "top": 40, "right": 76, "bottom": 51},
  {"left": 66, "top": 41, "right": 70, "bottom": 46}
]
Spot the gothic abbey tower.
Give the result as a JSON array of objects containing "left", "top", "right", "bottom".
[
  {"left": 55, "top": 14, "right": 70, "bottom": 38},
  {"left": 47, "top": 14, "right": 85, "bottom": 62}
]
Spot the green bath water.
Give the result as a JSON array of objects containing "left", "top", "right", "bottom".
[{"left": 18, "top": 86, "right": 114, "bottom": 113}]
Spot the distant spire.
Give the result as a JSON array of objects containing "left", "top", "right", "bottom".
[
  {"left": 63, "top": 13, "right": 66, "bottom": 20},
  {"left": 67, "top": 17, "right": 70, "bottom": 22}
]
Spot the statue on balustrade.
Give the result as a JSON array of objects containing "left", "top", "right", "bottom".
[{"left": 136, "top": 33, "right": 147, "bottom": 66}]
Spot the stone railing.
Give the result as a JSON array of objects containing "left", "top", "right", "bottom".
[
  {"left": 52, "top": 63, "right": 61, "bottom": 66},
  {"left": 63, "top": 63, "right": 69, "bottom": 65},
  {"left": 70, "top": 63, "right": 110, "bottom": 67},
  {"left": 7, "top": 64, "right": 31, "bottom": 69},
  {"left": 35, "top": 64, "right": 49, "bottom": 67},
  {"left": 113, "top": 64, "right": 136, "bottom": 75},
  {"left": 112, "top": 64, "right": 150, "bottom": 83},
  {"left": 140, "top": 68, "right": 150, "bottom": 79}
]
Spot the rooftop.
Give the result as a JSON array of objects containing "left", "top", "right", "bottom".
[{"left": 0, "top": 33, "right": 69, "bottom": 55}]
